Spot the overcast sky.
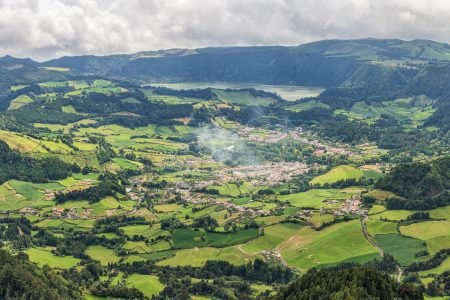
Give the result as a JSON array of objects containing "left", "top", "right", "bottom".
[{"left": 1, "top": 0, "right": 450, "bottom": 61}]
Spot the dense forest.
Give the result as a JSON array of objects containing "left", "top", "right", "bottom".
[
  {"left": 0, "top": 250, "right": 82, "bottom": 299},
  {"left": 0, "top": 140, "right": 72, "bottom": 184},
  {"left": 376, "top": 157, "right": 450, "bottom": 209},
  {"left": 271, "top": 267, "right": 423, "bottom": 300}
]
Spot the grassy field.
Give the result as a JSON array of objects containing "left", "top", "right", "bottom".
[
  {"left": 335, "top": 98, "right": 436, "bottom": 126},
  {"left": 280, "top": 220, "right": 379, "bottom": 270},
  {"left": 85, "top": 245, "right": 121, "bottom": 265},
  {"left": 8, "top": 95, "right": 33, "bottom": 110},
  {"left": 308, "top": 213, "right": 334, "bottom": 228},
  {"left": 426, "top": 235, "right": 450, "bottom": 255},
  {"left": 374, "top": 210, "right": 411, "bottom": 221},
  {"left": 419, "top": 257, "right": 450, "bottom": 276},
  {"left": 374, "top": 233, "right": 427, "bottom": 266},
  {"left": 126, "top": 274, "right": 164, "bottom": 298},
  {"left": 400, "top": 221, "right": 450, "bottom": 240},
  {"left": 120, "top": 224, "right": 170, "bottom": 240},
  {"left": 400, "top": 221, "right": 450, "bottom": 254},
  {"left": 428, "top": 206, "right": 450, "bottom": 220},
  {"left": 278, "top": 189, "right": 354, "bottom": 209},
  {"left": 26, "top": 247, "right": 80, "bottom": 268},
  {"left": 241, "top": 223, "right": 303, "bottom": 254},
  {"left": 172, "top": 228, "right": 259, "bottom": 248},
  {"left": 368, "top": 205, "right": 387, "bottom": 215},
  {"left": 366, "top": 220, "right": 398, "bottom": 235},
  {"left": 0, "top": 180, "right": 66, "bottom": 211},
  {"left": 0, "top": 130, "right": 41, "bottom": 152},
  {"left": 157, "top": 246, "right": 260, "bottom": 267},
  {"left": 310, "top": 165, "right": 364, "bottom": 185}
]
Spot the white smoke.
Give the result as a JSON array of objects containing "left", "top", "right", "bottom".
[{"left": 195, "top": 126, "right": 257, "bottom": 165}]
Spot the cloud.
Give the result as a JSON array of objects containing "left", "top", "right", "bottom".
[{"left": 1, "top": 0, "right": 450, "bottom": 60}]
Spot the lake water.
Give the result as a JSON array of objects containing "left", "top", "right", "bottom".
[{"left": 148, "top": 82, "right": 324, "bottom": 101}]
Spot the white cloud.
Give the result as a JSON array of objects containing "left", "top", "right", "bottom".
[{"left": 0, "top": 0, "right": 450, "bottom": 60}]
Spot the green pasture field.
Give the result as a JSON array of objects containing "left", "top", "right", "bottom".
[
  {"left": 72, "top": 140, "right": 97, "bottom": 151},
  {"left": 157, "top": 246, "right": 260, "bottom": 267},
  {"left": 400, "top": 221, "right": 450, "bottom": 240},
  {"left": 310, "top": 165, "right": 364, "bottom": 185},
  {"left": 254, "top": 215, "right": 287, "bottom": 226},
  {"left": 34, "top": 119, "right": 97, "bottom": 133},
  {"left": 373, "top": 210, "right": 411, "bottom": 221},
  {"left": 38, "top": 81, "right": 69, "bottom": 88},
  {"left": 0, "top": 180, "right": 65, "bottom": 211},
  {"left": 334, "top": 98, "right": 436, "bottom": 126},
  {"left": 61, "top": 105, "right": 76, "bottom": 113},
  {"left": 35, "top": 218, "right": 95, "bottom": 232},
  {"left": 428, "top": 205, "right": 450, "bottom": 220},
  {"left": 111, "top": 157, "right": 142, "bottom": 170},
  {"left": 76, "top": 124, "right": 189, "bottom": 152},
  {"left": 137, "top": 250, "right": 177, "bottom": 262},
  {"left": 154, "top": 203, "right": 181, "bottom": 213},
  {"left": 141, "top": 89, "right": 205, "bottom": 105},
  {"left": 95, "top": 232, "right": 120, "bottom": 239},
  {"left": 366, "top": 219, "right": 398, "bottom": 235},
  {"left": 278, "top": 189, "right": 355, "bottom": 209},
  {"left": 122, "top": 241, "right": 153, "bottom": 253},
  {"left": 57, "top": 174, "right": 98, "bottom": 189},
  {"left": 85, "top": 245, "right": 121, "bottom": 265},
  {"left": 10, "top": 84, "right": 28, "bottom": 91},
  {"left": 400, "top": 221, "right": 450, "bottom": 254},
  {"left": 51, "top": 196, "right": 134, "bottom": 217},
  {"left": 25, "top": 247, "right": 80, "bottom": 268},
  {"left": 241, "top": 222, "right": 303, "bottom": 254},
  {"left": 374, "top": 233, "right": 427, "bottom": 266},
  {"left": 213, "top": 117, "right": 243, "bottom": 130},
  {"left": 308, "top": 213, "right": 334, "bottom": 228},
  {"left": 368, "top": 205, "right": 387, "bottom": 215},
  {"left": 0, "top": 130, "right": 73, "bottom": 154},
  {"left": 251, "top": 284, "right": 273, "bottom": 297},
  {"left": 425, "top": 235, "right": 450, "bottom": 255},
  {"left": 126, "top": 274, "right": 165, "bottom": 298},
  {"left": 122, "top": 240, "right": 171, "bottom": 254},
  {"left": 8, "top": 95, "right": 33, "bottom": 110},
  {"left": 0, "top": 130, "right": 42, "bottom": 152},
  {"left": 68, "top": 80, "right": 89, "bottom": 89},
  {"left": 120, "top": 224, "right": 170, "bottom": 240},
  {"left": 172, "top": 228, "right": 259, "bottom": 248},
  {"left": 280, "top": 220, "right": 379, "bottom": 271},
  {"left": 419, "top": 257, "right": 450, "bottom": 276}
]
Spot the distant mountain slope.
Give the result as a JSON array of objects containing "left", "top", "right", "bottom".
[
  {"left": 0, "top": 55, "right": 70, "bottom": 89},
  {"left": 43, "top": 39, "right": 450, "bottom": 88}
]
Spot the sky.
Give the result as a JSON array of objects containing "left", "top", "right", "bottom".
[{"left": 1, "top": 0, "right": 450, "bottom": 61}]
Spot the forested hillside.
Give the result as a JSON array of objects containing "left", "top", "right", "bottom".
[
  {"left": 0, "top": 250, "right": 82, "bottom": 299},
  {"left": 271, "top": 267, "right": 423, "bottom": 300},
  {"left": 376, "top": 157, "right": 450, "bottom": 209}
]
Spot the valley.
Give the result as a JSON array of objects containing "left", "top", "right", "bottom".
[{"left": 0, "top": 39, "right": 448, "bottom": 299}]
